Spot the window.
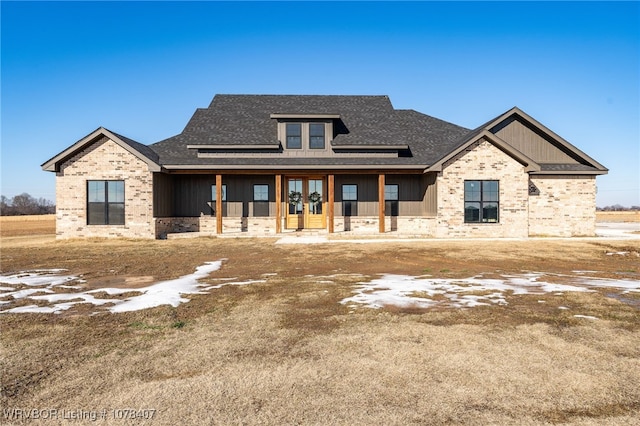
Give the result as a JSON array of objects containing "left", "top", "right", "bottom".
[
  {"left": 87, "top": 180, "right": 124, "bottom": 225},
  {"left": 385, "top": 184, "right": 399, "bottom": 217},
  {"left": 286, "top": 123, "right": 302, "bottom": 149},
  {"left": 342, "top": 184, "right": 358, "bottom": 216},
  {"left": 211, "top": 184, "right": 227, "bottom": 216},
  {"left": 253, "top": 184, "right": 269, "bottom": 217},
  {"left": 309, "top": 123, "right": 325, "bottom": 149},
  {"left": 464, "top": 180, "right": 499, "bottom": 223},
  {"left": 211, "top": 184, "right": 227, "bottom": 202}
]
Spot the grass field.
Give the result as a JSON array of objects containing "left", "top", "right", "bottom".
[{"left": 1, "top": 216, "right": 639, "bottom": 425}]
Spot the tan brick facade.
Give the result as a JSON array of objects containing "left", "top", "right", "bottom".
[
  {"left": 56, "top": 137, "right": 155, "bottom": 239},
  {"left": 53, "top": 136, "right": 598, "bottom": 240},
  {"left": 436, "top": 138, "right": 530, "bottom": 238},
  {"left": 528, "top": 175, "right": 596, "bottom": 236}
]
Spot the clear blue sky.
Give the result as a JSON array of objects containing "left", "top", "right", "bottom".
[{"left": 2, "top": 1, "right": 638, "bottom": 207}]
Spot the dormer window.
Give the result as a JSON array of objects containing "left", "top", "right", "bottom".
[
  {"left": 309, "top": 123, "right": 325, "bottom": 149},
  {"left": 285, "top": 122, "right": 326, "bottom": 150},
  {"left": 286, "top": 123, "right": 302, "bottom": 149}
]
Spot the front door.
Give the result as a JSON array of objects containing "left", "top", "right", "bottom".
[{"left": 286, "top": 177, "right": 326, "bottom": 230}]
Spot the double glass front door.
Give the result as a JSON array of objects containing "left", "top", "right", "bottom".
[{"left": 286, "top": 177, "right": 325, "bottom": 229}]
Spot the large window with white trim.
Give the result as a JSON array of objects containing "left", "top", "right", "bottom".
[
  {"left": 87, "top": 180, "right": 124, "bottom": 225},
  {"left": 464, "top": 180, "right": 499, "bottom": 223}
]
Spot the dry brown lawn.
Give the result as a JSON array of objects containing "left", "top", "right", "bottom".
[
  {"left": 0, "top": 215, "right": 55, "bottom": 238},
  {"left": 1, "top": 217, "right": 639, "bottom": 425},
  {"left": 596, "top": 210, "right": 640, "bottom": 223}
]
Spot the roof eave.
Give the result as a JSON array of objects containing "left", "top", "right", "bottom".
[
  {"left": 530, "top": 170, "right": 609, "bottom": 176},
  {"left": 332, "top": 144, "right": 409, "bottom": 151},
  {"left": 162, "top": 164, "right": 427, "bottom": 171},
  {"left": 186, "top": 144, "right": 279, "bottom": 150}
]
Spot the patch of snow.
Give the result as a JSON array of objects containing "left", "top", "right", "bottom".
[
  {"left": 606, "top": 251, "right": 629, "bottom": 256},
  {"left": 341, "top": 272, "right": 640, "bottom": 310},
  {"left": 574, "top": 314, "right": 598, "bottom": 320},
  {"left": 107, "top": 261, "right": 223, "bottom": 313},
  {"left": 202, "top": 279, "right": 266, "bottom": 290},
  {"left": 558, "top": 306, "right": 570, "bottom": 310},
  {"left": 0, "top": 270, "right": 79, "bottom": 287},
  {"left": 0, "top": 260, "right": 267, "bottom": 315}
]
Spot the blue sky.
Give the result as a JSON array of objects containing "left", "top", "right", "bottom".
[{"left": 2, "top": 1, "right": 638, "bottom": 207}]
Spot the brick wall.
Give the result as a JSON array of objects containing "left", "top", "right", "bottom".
[
  {"left": 528, "top": 175, "right": 596, "bottom": 236},
  {"left": 56, "top": 137, "right": 155, "bottom": 239},
  {"left": 436, "top": 138, "right": 529, "bottom": 238}
]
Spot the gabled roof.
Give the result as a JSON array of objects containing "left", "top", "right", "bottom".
[
  {"left": 427, "top": 106, "right": 607, "bottom": 175},
  {"left": 483, "top": 107, "right": 607, "bottom": 174},
  {"left": 42, "top": 96, "right": 606, "bottom": 176},
  {"left": 41, "top": 127, "right": 161, "bottom": 172}
]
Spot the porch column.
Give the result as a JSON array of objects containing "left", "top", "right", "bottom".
[
  {"left": 378, "top": 173, "right": 385, "bottom": 233},
  {"left": 275, "top": 174, "right": 282, "bottom": 233},
  {"left": 327, "top": 174, "right": 335, "bottom": 233},
  {"left": 216, "top": 174, "right": 223, "bottom": 234}
]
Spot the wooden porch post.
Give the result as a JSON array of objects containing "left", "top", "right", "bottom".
[
  {"left": 275, "top": 174, "right": 282, "bottom": 234},
  {"left": 378, "top": 173, "right": 385, "bottom": 233},
  {"left": 216, "top": 174, "right": 223, "bottom": 234},
  {"left": 327, "top": 174, "right": 334, "bottom": 233}
]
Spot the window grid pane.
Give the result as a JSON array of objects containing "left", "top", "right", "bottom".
[
  {"left": 286, "top": 123, "right": 302, "bottom": 149},
  {"left": 211, "top": 184, "right": 227, "bottom": 201},
  {"left": 342, "top": 184, "right": 357, "bottom": 201},
  {"left": 309, "top": 123, "right": 325, "bottom": 149},
  {"left": 253, "top": 184, "right": 269, "bottom": 201},
  {"left": 464, "top": 180, "right": 499, "bottom": 223},
  {"left": 385, "top": 184, "right": 399, "bottom": 201},
  {"left": 87, "top": 180, "right": 125, "bottom": 225}
]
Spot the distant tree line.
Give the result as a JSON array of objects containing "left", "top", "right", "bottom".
[
  {"left": 597, "top": 204, "right": 640, "bottom": 211},
  {"left": 0, "top": 193, "right": 55, "bottom": 216}
]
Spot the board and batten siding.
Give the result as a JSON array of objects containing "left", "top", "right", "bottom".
[
  {"left": 491, "top": 116, "right": 580, "bottom": 164},
  {"left": 154, "top": 174, "right": 277, "bottom": 218},
  {"left": 334, "top": 174, "right": 436, "bottom": 217}
]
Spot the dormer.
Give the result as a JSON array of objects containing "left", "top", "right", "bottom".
[{"left": 270, "top": 113, "right": 340, "bottom": 155}]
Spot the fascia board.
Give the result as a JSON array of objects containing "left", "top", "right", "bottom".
[
  {"left": 530, "top": 170, "right": 609, "bottom": 176},
  {"left": 270, "top": 113, "right": 341, "bottom": 119},
  {"left": 332, "top": 144, "right": 409, "bottom": 150},
  {"left": 187, "top": 144, "right": 279, "bottom": 150},
  {"left": 162, "top": 164, "right": 427, "bottom": 171}
]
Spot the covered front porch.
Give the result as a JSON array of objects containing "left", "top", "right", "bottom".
[{"left": 152, "top": 170, "right": 437, "bottom": 239}]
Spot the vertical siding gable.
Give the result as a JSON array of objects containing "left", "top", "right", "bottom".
[{"left": 491, "top": 116, "right": 580, "bottom": 164}]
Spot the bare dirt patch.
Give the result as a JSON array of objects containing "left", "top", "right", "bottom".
[{"left": 1, "top": 230, "right": 639, "bottom": 424}]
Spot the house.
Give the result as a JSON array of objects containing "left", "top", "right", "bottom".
[{"left": 42, "top": 94, "right": 608, "bottom": 239}]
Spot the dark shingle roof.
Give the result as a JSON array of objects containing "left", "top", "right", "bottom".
[
  {"left": 109, "top": 130, "right": 159, "bottom": 164},
  {"left": 538, "top": 163, "right": 603, "bottom": 172},
  {"left": 150, "top": 94, "right": 471, "bottom": 167}
]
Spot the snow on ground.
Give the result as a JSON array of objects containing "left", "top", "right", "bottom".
[
  {"left": 0, "top": 260, "right": 262, "bottom": 314},
  {"left": 596, "top": 222, "right": 640, "bottom": 239},
  {"left": 341, "top": 272, "right": 640, "bottom": 310},
  {"left": 2, "top": 262, "right": 639, "bottom": 314}
]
